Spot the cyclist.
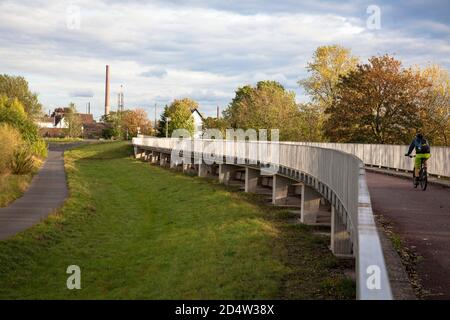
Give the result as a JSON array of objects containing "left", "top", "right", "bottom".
[{"left": 405, "top": 132, "right": 431, "bottom": 185}]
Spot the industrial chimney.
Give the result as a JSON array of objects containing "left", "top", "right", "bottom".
[{"left": 104, "top": 65, "right": 110, "bottom": 116}]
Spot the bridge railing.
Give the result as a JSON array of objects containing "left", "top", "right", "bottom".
[
  {"left": 132, "top": 136, "right": 393, "bottom": 300},
  {"left": 290, "top": 142, "right": 450, "bottom": 178}
]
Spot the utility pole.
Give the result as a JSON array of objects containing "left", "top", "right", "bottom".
[{"left": 154, "top": 103, "right": 157, "bottom": 135}]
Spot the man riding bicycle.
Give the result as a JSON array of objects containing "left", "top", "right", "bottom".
[{"left": 405, "top": 133, "right": 431, "bottom": 185}]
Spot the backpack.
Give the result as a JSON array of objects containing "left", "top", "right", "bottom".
[{"left": 416, "top": 138, "right": 430, "bottom": 154}]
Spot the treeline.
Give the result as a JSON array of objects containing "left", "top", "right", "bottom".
[
  {"left": 0, "top": 75, "right": 47, "bottom": 175},
  {"left": 201, "top": 45, "right": 449, "bottom": 145}
]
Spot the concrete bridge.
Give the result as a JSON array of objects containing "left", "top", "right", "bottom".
[{"left": 131, "top": 136, "right": 448, "bottom": 300}]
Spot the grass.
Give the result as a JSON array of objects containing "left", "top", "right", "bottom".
[
  {"left": 0, "top": 142, "right": 355, "bottom": 299},
  {"left": 0, "top": 158, "right": 43, "bottom": 207},
  {"left": 44, "top": 137, "right": 84, "bottom": 143},
  {"left": 0, "top": 173, "right": 33, "bottom": 207}
]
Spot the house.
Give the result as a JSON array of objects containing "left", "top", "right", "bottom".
[
  {"left": 191, "top": 108, "right": 204, "bottom": 139},
  {"left": 37, "top": 107, "right": 100, "bottom": 138}
]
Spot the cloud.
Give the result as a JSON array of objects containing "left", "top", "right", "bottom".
[
  {"left": 0, "top": 0, "right": 448, "bottom": 119},
  {"left": 70, "top": 89, "right": 95, "bottom": 98}
]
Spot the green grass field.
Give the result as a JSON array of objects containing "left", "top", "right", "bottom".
[{"left": 0, "top": 142, "right": 354, "bottom": 299}]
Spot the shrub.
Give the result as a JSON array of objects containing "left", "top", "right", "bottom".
[
  {"left": 11, "top": 147, "right": 34, "bottom": 174},
  {"left": 31, "top": 139, "right": 48, "bottom": 158},
  {"left": 0, "top": 123, "right": 23, "bottom": 174},
  {"left": 0, "top": 96, "right": 39, "bottom": 144}
]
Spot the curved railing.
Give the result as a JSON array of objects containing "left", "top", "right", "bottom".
[
  {"left": 132, "top": 136, "right": 393, "bottom": 300},
  {"left": 292, "top": 142, "right": 450, "bottom": 178}
]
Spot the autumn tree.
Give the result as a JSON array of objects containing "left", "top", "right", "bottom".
[
  {"left": 0, "top": 74, "right": 42, "bottom": 119},
  {"left": 223, "top": 81, "right": 304, "bottom": 141},
  {"left": 415, "top": 65, "right": 450, "bottom": 145},
  {"left": 121, "top": 108, "right": 153, "bottom": 138},
  {"left": 324, "top": 55, "right": 428, "bottom": 144},
  {"left": 202, "top": 116, "right": 228, "bottom": 135},
  {"left": 298, "top": 45, "right": 358, "bottom": 140}
]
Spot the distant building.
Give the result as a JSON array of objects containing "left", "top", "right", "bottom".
[
  {"left": 191, "top": 108, "right": 204, "bottom": 139},
  {"left": 37, "top": 107, "right": 102, "bottom": 138}
]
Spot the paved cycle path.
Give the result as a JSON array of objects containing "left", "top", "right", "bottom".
[
  {"left": 0, "top": 143, "right": 84, "bottom": 240},
  {"left": 366, "top": 171, "right": 450, "bottom": 299}
]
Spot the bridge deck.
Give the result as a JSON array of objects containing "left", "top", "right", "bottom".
[{"left": 366, "top": 171, "right": 450, "bottom": 299}]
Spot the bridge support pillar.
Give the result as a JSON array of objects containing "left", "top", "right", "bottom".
[
  {"left": 300, "top": 184, "right": 322, "bottom": 224},
  {"left": 219, "top": 164, "right": 239, "bottom": 185},
  {"left": 245, "top": 167, "right": 259, "bottom": 193},
  {"left": 150, "top": 151, "right": 160, "bottom": 164},
  {"left": 272, "top": 175, "right": 291, "bottom": 204},
  {"left": 160, "top": 153, "right": 170, "bottom": 167},
  {"left": 198, "top": 163, "right": 210, "bottom": 177},
  {"left": 134, "top": 147, "right": 145, "bottom": 159},
  {"left": 330, "top": 206, "right": 353, "bottom": 256}
]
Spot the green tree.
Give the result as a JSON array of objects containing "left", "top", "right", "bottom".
[
  {"left": 64, "top": 103, "right": 82, "bottom": 138},
  {"left": 324, "top": 55, "right": 428, "bottom": 144},
  {"left": 156, "top": 105, "right": 169, "bottom": 137},
  {"left": 0, "top": 74, "right": 42, "bottom": 119},
  {"left": 223, "top": 81, "right": 304, "bottom": 141},
  {"left": 164, "top": 98, "right": 196, "bottom": 137}
]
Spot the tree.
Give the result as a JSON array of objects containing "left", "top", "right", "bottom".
[
  {"left": 64, "top": 103, "right": 82, "bottom": 138},
  {"left": 0, "top": 74, "right": 42, "bottom": 119},
  {"left": 299, "top": 45, "right": 359, "bottom": 112},
  {"left": 296, "top": 103, "right": 322, "bottom": 142},
  {"left": 121, "top": 108, "right": 153, "bottom": 138},
  {"left": 156, "top": 105, "right": 169, "bottom": 137},
  {"left": 164, "top": 98, "right": 196, "bottom": 137},
  {"left": 415, "top": 65, "right": 450, "bottom": 145},
  {"left": 324, "top": 55, "right": 428, "bottom": 144},
  {"left": 223, "top": 81, "right": 304, "bottom": 141},
  {"left": 202, "top": 116, "right": 229, "bottom": 135}
]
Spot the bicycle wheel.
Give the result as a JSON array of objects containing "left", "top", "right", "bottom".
[
  {"left": 420, "top": 169, "right": 428, "bottom": 191},
  {"left": 412, "top": 169, "right": 418, "bottom": 188}
]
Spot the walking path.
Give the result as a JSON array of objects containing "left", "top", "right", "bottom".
[
  {"left": 0, "top": 143, "right": 84, "bottom": 240},
  {"left": 366, "top": 171, "right": 450, "bottom": 299}
]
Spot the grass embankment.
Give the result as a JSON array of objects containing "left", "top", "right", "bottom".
[{"left": 0, "top": 142, "right": 354, "bottom": 299}]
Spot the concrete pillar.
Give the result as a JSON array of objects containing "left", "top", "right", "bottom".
[
  {"left": 151, "top": 151, "right": 160, "bottom": 164},
  {"left": 300, "top": 184, "right": 322, "bottom": 224},
  {"left": 198, "top": 162, "right": 210, "bottom": 177},
  {"left": 219, "top": 164, "right": 239, "bottom": 185},
  {"left": 160, "top": 153, "right": 170, "bottom": 167},
  {"left": 272, "top": 175, "right": 291, "bottom": 204},
  {"left": 245, "top": 167, "right": 259, "bottom": 193},
  {"left": 330, "top": 206, "right": 353, "bottom": 256}
]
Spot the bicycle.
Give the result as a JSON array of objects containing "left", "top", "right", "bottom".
[{"left": 407, "top": 155, "right": 428, "bottom": 191}]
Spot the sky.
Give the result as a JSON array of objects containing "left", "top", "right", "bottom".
[{"left": 0, "top": 0, "right": 449, "bottom": 121}]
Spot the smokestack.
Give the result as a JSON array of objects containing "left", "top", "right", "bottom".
[
  {"left": 104, "top": 65, "right": 110, "bottom": 116},
  {"left": 217, "top": 106, "right": 219, "bottom": 119}
]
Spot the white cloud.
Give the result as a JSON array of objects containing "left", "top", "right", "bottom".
[{"left": 0, "top": 0, "right": 448, "bottom": 119}]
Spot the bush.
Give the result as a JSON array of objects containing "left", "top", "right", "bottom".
[
  {"left": 0, "top": 95, "right": 39, "bottom": 144},
  {"left": 11, "top": 147, "right": 34, "bottom": 174},
  {"left": 0, "top": 123, "right": 23, "bottom": 174},
  {"left": 31, "top": 139, "right": 48, "bottom": 158}
]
